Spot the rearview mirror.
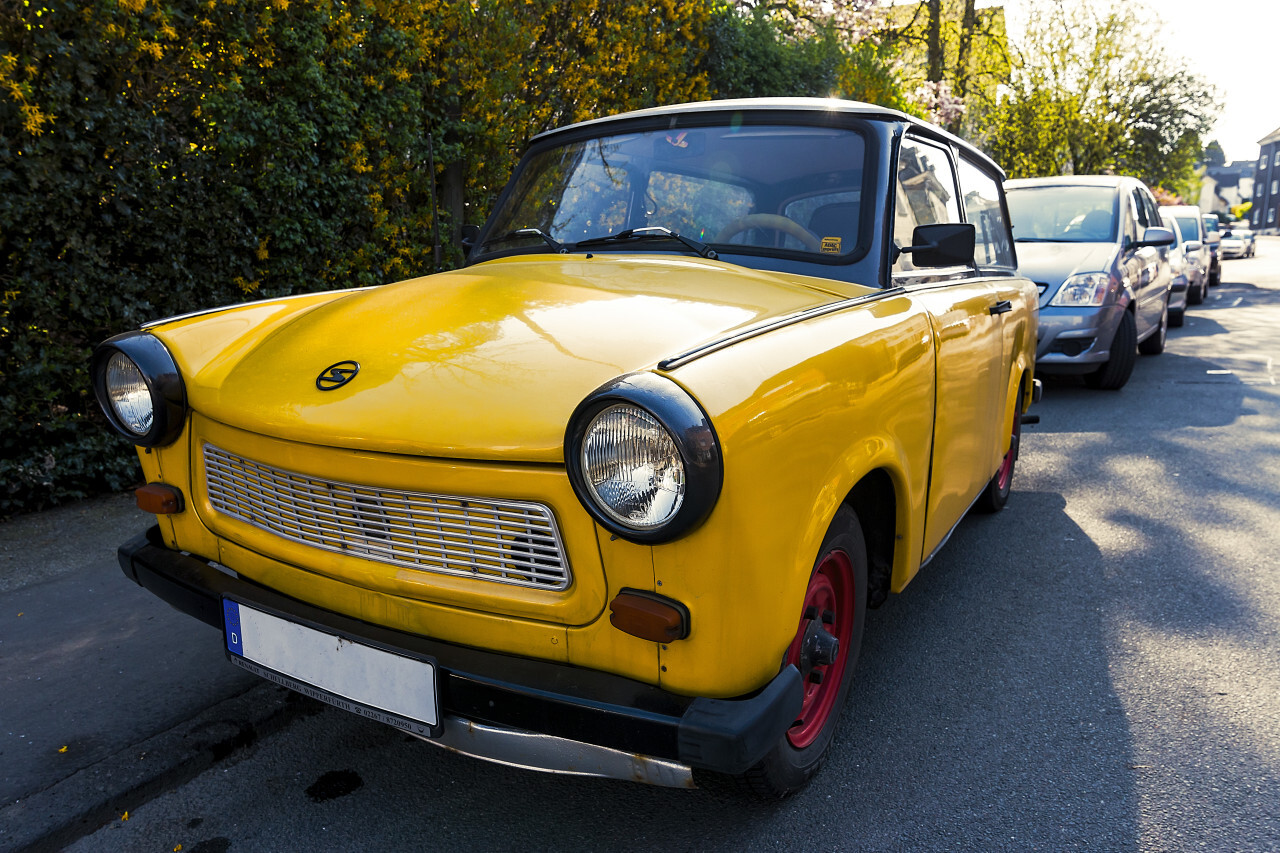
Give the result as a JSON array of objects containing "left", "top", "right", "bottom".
[
  {"left": 1131, "top": 226, "right": 1174, "bottom": 249},
  {"left": 900, "top": 223, "right": 976, "bottom": 267},
  {"left": 460, "top": 224, "right": 481, "bottom": 253}
]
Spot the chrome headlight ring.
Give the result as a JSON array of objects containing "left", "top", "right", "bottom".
[
  {"left": 91, "top": 331, "right": 187, "bottom": 448},
  {"left": 565, "top": 373, "right": 723, "bottom": 544}
]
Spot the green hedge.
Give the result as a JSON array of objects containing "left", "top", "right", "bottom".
[{"left": 0, "top": 0, "right": 899, "bottom": 516}]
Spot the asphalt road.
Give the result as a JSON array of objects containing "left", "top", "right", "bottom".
[{"left": 12, "top": 241, "right": 1280, "bottom": 852}]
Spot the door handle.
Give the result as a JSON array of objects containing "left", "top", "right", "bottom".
[{"left": 989, "top": 300, "right": 1013, "bottom": 316}]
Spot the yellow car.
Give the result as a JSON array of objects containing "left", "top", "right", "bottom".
[{"left": 92, "top": 98, "right": 1039, "bottom": 797}]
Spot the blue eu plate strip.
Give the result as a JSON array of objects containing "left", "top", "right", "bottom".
[{"left": 223, "top": 600, "right": 243, "bottom": 656}]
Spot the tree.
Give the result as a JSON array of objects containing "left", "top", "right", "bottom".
[
  {"left": 1202, "top": 140, "right": 1226, "bottom": 168},
  {"left": 870, "top": 0, "right": 1011, "bottom": 133},
  {"left": 981, "top": 0, "right": 1217, "bottom": 190}
]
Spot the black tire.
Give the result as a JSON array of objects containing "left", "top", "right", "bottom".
[
  {"left": 1169, "top": 304, "right": 1184, "bottom": 328},
  {"left": 1084, "top": 310, "right": 1137, "bottom": 390},
  {"left": 1138, "top": 300, "right": 1167, "bottom": 355},
  {"left": 1209, "top": 261, "right": 1220, "bottom": 286},
  {"left": 975, "top": 404, "right": 1020, "bottom": 514},
  {"left": 1187, "top": 278, "right": 1204, "bottom": 306},
  {"left": 740, "top": 506, "right": 868, "bottom": 798}
]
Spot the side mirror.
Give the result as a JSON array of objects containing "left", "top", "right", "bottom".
[
  {"left": 899, "top": 223, "right": 976, "bottom": 267},
  {"left": 460, "top": 224, "right": 481, "bottom": 253},
  {"left": 1184, "top": 240, "right": 1202, "bottom": 254},
  {"left": 1132, "top": 226, "right": 1174, "bottom": 249}
]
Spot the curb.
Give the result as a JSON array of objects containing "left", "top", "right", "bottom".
[{"left": 1, "top": 681, "right": 312, "bottom": 853}]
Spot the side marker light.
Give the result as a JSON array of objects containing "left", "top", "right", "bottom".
[
  {"left": 609, "top": 589, "right": 690, "bottom": 643},
  {"left": 136, "top": 483, "right": 184, "bottom": 515}
]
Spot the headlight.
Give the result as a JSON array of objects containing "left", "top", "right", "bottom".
[
  {"left": 566, "top": 374, "right": 722, "bottom": 544},
  {"left": 104, "top": 352, "right": 154, "bottom": 435},
  {"left": 1050, "top": 272, "right": 1113, "bottom": 307},
  {"left": 581, "top": 404, "right": 685, "bottom": 529},
  {"left": 91, "top": 332, "right": 187, "bottom": 447}
]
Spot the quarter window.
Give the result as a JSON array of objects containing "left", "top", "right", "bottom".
[
  {"left": 1274, "top": 151, "right": 1280, "bottom": 167},
  {"left": 956, "top": 157, "right": 1014, "bottom": 269}
]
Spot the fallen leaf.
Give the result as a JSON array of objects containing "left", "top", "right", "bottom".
[
  {"left": 121, "top": 811, "right": 129, "bottom": 822},
  {"left": 58, "top": 745, "right": 68, "bottom": 753},
  {"left": 174, "top": 845, "right": 183, "bottom": 851}
]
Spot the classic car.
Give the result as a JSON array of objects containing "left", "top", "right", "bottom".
[
  {"left": 92, "top": 98, "right": 1039, "bottom": 797},
  {"left": 1005, "top": 175, "right": 1174, "bottom": 390}
]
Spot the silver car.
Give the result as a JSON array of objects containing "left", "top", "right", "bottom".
[
  {"left": 1006, "top": 176, "right": 1174, "bottom": 390},
  {"left": 1160, "top": 210, "right": 1199, "bottom": 327},
  {"left": 1161, "top": 204, "right": 1209, "bottom": 307}
]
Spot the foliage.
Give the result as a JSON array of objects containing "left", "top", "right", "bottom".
[
  {"left": 0, "top": 0, "right": 711, "bottom": 515},
  {"left": 1202, "top": 140, "right": 1226, "bottom": 169},
  {"left": 871, "top": 0, "right": 1011, "bottom": 135},
  {"left": 702, "top": 2, "right": 843, "bottom": 99},
  {"left": 981, "top": 0, "right": 1216, "bottom": 192}
]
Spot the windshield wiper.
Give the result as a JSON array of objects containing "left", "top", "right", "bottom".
[
  {"left": 483, "top": 227, "right": 568, "bottom": 253},
  {"left": 572, "top": 226, "right": 718, "bottom": 260}
]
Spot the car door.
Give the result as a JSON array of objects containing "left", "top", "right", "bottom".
[
  {"left": 892, "top": 135, "right": 1003, "bottom": 561},
  {"left": 1126, "top": 187, "right": 1166, "bottom": 336}
]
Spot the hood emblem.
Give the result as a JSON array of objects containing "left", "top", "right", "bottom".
[{"left": 316, "top": 360, "right": 360, "bottom": 391}]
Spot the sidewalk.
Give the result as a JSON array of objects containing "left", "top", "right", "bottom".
[{"left": 0, "top": 494, "right": 303, "bottom": 852}]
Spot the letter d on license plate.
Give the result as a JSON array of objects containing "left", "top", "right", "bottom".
[{"left": 223, "top": 599, "right": 440, "bottom": 737}]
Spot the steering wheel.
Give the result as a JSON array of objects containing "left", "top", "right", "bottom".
[{"left": 714, "top": 214, "right": 822, "bottom": 252}]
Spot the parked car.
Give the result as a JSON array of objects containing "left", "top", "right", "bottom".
[
  {"left": 1160, "top": 211, "right": 1194, "bottom": 327},
  {"left": 1202, "top": 213, "right": 1223, "bottom": 283},
  {"left": 1005, "top": 175, "right": 1174, "bottom": 390},
  {"left": 1220, "top": 222, "right": 1255, "bottom": 258},
  {"left": 1238, "top": 223, "right": 1257, "bottom": 256},
  {"left": 1160, "top": 204, "right": 1210, "bottom": 306},
  {"left": 92, "top": 98, "right": 1039, "bottom": 797}
]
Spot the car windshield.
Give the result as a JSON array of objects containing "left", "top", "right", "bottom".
[
  {"left": 1173, "top": 216, "right": 1200, "bottom": 242},
  {"left": 480, "top": 123, "right": 868, "bottom": 260},
  {"left": 1006, "top": 185, "right": 1117, "bottom": 243}
]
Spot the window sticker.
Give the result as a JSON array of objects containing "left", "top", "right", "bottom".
[{"left": 821, "top": 236, "right": 843, "bottom": 254}]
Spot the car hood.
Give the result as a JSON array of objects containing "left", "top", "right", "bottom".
[
  {"left": 160, "top": 254, "right": 865, "bottom": 463},
  {"left": 1014, "top": 241, "right": 1118, "bottom": 304}
]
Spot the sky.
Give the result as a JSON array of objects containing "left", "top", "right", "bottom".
[{"left": 999, "top": 0, "right": 1278, "bottom": 163}]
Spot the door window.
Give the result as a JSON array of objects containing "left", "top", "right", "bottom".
[{"left": 894, "top": 136, "right": 961, "bottom": 273}]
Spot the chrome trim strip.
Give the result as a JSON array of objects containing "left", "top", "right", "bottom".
[
  {"left": 203, "top": 445, "right": 572, "bottom": 590},
  {"left": 414, "top": 714, "right": 696, "bottom": 789},
  {"left": 657, "top": 287, "right": 906, "bottom": 371}
]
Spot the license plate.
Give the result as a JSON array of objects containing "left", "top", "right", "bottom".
[{"left": 222, "top": 599, "right": 440, "bottom": 737}]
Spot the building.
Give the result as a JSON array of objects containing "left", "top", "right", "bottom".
[
  {"left": 1252, "top": 126, "right": 1280, "bottom": 234},
  {"left": 1201, "top": 160, "right": 1255, "bottom": 218}
]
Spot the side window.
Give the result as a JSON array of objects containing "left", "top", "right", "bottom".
[
  {"left": 1131, "top": 189, "right": 1151, "bottom": 229},
  {"left": 1142, "top": 192, "right": 1162, "bottom": 232},
  {"left": 956, "top": 157, "right": 1014, "bottom": 270},
  {"left": 894, "top": 136, "right": 961, "bottom": 273}
]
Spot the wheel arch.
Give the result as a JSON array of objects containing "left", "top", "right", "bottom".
[{"left": 842, "top": 468, "right": 896, "bottom": 608}]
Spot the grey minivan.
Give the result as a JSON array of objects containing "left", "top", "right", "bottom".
[{"left": 1005, "top": 176, "right": 1174, "bottom": 390}]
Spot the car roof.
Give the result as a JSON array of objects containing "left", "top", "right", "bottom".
[
  {"left": 530, "top": 97, "right": 1006, "bottom": 178},
  {"left": 1004, "top": 175, "right": 1139, "bottom": 191}
]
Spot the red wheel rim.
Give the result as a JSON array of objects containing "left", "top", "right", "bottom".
[
  {"left": 784, "top": 549, "right": 855, "bottom": 749},
  {"left": 995, "top": 412, "right": 1021, "bottom": 492}
]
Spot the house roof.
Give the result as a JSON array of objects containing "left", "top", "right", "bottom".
[{"left": 1259, "top": 125, "right": 1280, "bottom": 146}]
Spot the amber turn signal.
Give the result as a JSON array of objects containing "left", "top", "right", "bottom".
[
  {"left": 136, "top": 483, "right": 184, "bottom": 514},
  {"left": 608, "top": 589, "right": 690, "bottom": 643}
]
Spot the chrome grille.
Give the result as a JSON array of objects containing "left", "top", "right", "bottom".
[{"left": 203, "top": 444, "right": 570, "bottom": 590}]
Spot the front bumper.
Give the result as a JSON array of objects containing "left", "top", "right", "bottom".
[
  {"left": 118, "top": 527, "right": 801, "bottom": 786},
  {"left": 1034, "top": 303, "right": 1124, "bottom": 373}
]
